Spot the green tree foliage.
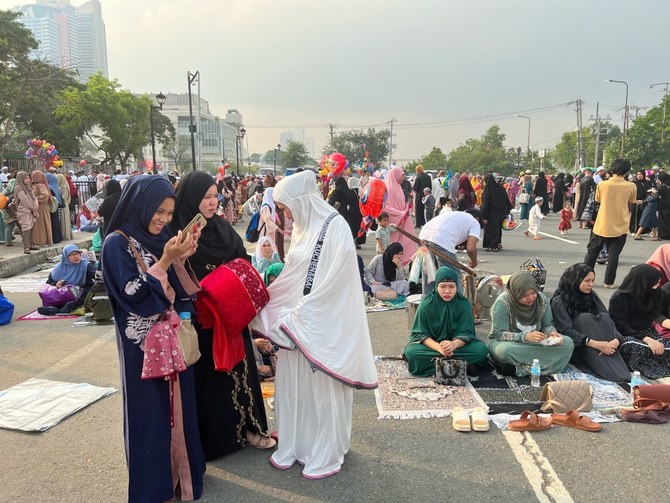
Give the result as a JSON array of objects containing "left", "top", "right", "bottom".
[
  {"left": 406, "top": 147, "right": 448, "bottom": 172},
  {"left": 552, "top": 122, "right": 621, "bottom": 172},
  {"left": 56, "top": 74, "right": 175, "bottom": 170},
  {"left": 322, "top": 128, "right": 390, "bottom": 166},
  {"left": 445, "top": 125, "right": 516, "bottom": 175},
  {"left": 263, "top": 148, "right": 283, "bottom": 166},
  {"left": 282, "top": 140, "right": 310, "bottom": 168},
  {"left": 162, "top": 136, "right": 191, "bottom": 173}
]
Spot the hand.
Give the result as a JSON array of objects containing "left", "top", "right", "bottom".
[
  {"left": 255, "top": 338, "right": 273, "bottom": 354},
  {"left": 608, "top": 338, "right": 620, "bottom": 350},
  {"left": 594, "top": 340, "right": 616, "bottom": 356},
  {"left": 56, "top": 280, "right": 65, "bottom": 288},
  {"left": 646, "top": 338, "right": 665, "bottom": 356},
  {"left": 525, "top": 331, "right": 546, "bottom": 343},
  {"left": 258, "top": 364, "right": 273, "bottom": 377},
  {"left": 438, "top": 341, "right": 454, "bottom": 357},
  {"left": 392, "top": 257, "right": 402, "bottom": 268},
  {"left": 163, "top": 232, "right": 197, "bottom": 262},
  {"left": 468, "top": 260, "right": 477, "bottom": 268}
]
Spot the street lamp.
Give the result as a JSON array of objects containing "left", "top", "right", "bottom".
[
  {"left": 517, "top": 115, "right": 531, "bottom": 170},
  {"left": 273, "top": 144, "right": 281, "bottom": 177},
  {"left": 187, "top": 71, "right": 199, "bottom": 171},
  {"left": 650, "top": 82, "right": 670, "bottom": 143},
  {"left": 235, "top": 127, "right": 246, "bottom": 176},
  {"left": 150, "top": 91, "right": 167, "bottom": 175},
  {"left": 605, "top": 78, "right": 629, "bottom": 156}
]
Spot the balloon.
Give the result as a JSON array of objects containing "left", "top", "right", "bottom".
[
  {"left": 25, "top": 149, "right": 32, "bottom": 158},
  {"left": 145, "top": 159, "right": 154, "bottom": 170},
  {"left": 357, "top": 178, "right": 387, "bottom": 238},
  {"left": 79, "top": 159, "right": 87, "bottom": 167},
  {"left": 218, "top": 166, "right": 225, "bottom": 175},
  {"left": 224, "top": 163, "right": 230, "bottom": 169},
  {"left": 326, "top": 152, "right": 347, "bottom": 177},
  {"left": 502, "top": 214, "right": 521, "bottom": 231}
]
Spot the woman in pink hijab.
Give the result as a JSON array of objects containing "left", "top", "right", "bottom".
[
  {"left": 647, "top": 244, "right": 670, "bottom": 286},
  {"left": 384, "top": 166, "right": 417, "bottom": 264}
]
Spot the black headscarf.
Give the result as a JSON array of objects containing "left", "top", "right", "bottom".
[
  {"left": 618, "top": 264, "right": 663, "bottom": 316},
  {"left": 382, "top": 242, "right": 403, "bottom": 282},
  {"left": 552, "top": 263, "right": 605, "bottom": 318},
  {"left": 633, "top": 169, "right": 651, "bottom": 199},
  {"left": 170, "top": 170, "right": 248, "bottom": 280}
]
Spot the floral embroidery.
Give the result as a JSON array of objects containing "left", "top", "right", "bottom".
[{"left": 124, "top": 278, "right": 142, "bottom": 296}]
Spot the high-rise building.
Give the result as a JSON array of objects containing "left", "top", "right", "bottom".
[
  {"left": 280, "top": 128, "right": 315, "bottom": 159},
  {"left": 11, "top": 0, "right": 108, "bottom": 82}
]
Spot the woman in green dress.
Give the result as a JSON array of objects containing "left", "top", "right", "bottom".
[
  {"left": 489, "top": 270, "right": 574, "bottom": 376},
  {"left": 404, "top": 267, "right": 488, "bottom": 376}
]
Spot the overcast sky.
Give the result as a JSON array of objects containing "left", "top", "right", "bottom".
[{"left": 4, "top": 0, "right": 670, "bottom": 164}]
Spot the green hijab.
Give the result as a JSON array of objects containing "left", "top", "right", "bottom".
[
  {"left": 409, "top": 267, "right": 475, "bottom": 343},
  {"left": 264, "top": 262, "right": 284, "bottom": 286},
  {"left": 506, "top": 270, "right": 542, "bottom": 325}
]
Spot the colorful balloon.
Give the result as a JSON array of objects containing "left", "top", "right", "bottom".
[
  {"left": 357, "top": 178, "right": 387, "bottom": 237},
  {"left": 326, "top": 152, "right": 347, "bottom": 177},
  {"left": 79, "top": 159, "right": 87, "bottom": 167}
]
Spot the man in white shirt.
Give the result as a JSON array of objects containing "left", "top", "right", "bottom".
[
  {"left": 0, "top": 166, "right": 9, "bottom": 183},
  {"left": 432, "top": 170, "right": 446, "bottom": 213},
  {"left": 418, "top": 209, "right": 482, "bottom": 293}
]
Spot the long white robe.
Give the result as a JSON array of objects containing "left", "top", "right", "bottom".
[{"left": 253, "top": 171, "right": 377, "bottom": 479}]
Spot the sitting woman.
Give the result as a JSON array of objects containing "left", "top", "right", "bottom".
[
  {"left": 489, "top": 270, "right": 574, "bottom": 376},
  {"left": 404, "top": 267, "right": 488, "bottom": 376},
  {"left": 646, "top": 244, "right": 670, "bottom": 286},
  {"left": 251, "top": 236, "right": 281, "bottom": 274},
  {"left": 550, "top": 263, "right": 630, "bottom": 382},
  {"left": 264, "top": 262, "right": 284, "bottom": 287},
  {"left": 610, "top": 264, "right": 670, "bottom": 379},
  {"left": 38, "top": 244, "right": 96, "bottom": 315},
  {"left": 364, "top": 242, "right": 409, "bottom": 296},
  {"left": 76, "top": 204, "right": 100, "bottom": 232}
]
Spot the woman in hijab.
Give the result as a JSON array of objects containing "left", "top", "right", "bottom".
[
  {"left": 347, "top": 176, "right": 365, "bottom": 247},
  {"left": 647, "top": 244, "right": 670, "bottom": 286},
  {"left": 170, "top": 170, "right": 274, "bottom": 460},
  {"left": 252, "top": 170, "right": 377, "bottom": 479},
  {"left": 481, "top": 173, "right": 512, "bottom": 252},
  {"left": 29, "top": 170, "right": 53, "bottom": 246},
  {"left": 38, "top": 244, "right": 96, "bottom": 315},
  {"left": 97, "top": 179, "right": 122, "bottom": 236},
  {"left": 656, "top": 172, "right": 670, "bottom": 240},
  {"left": 13, "top": 171, "right": 39, "bottom": 254},
  {"left": 56, "top": 174, "right": 72, "bottom": 240},
  {"left": 457, "top": 173, "right": 476, "bottom": 211},
  {"left": 258, "top": 187, "right": 281, "bottom": 249},
  {"left": 264, "top": 262, "right": 284, "bottom": 286},
  {"left": 532, "top": 172, "right": 550, "bottom": 215},
  {"left": 550, "top": 264, "right": 629, "bottom": 382},
  {"left": 328, "top": 176, "right": 361, "bottom": 246},
  {"left": 95, "top": 173, "right": 106, "bottom": 193},
  {"left": 489, "top": 270, "right": 573, "bottom": 376},
  {"left": 610, "top": 264, "right": 670, "bottom": 379},
  {"left": 630, "top": 169, "right": 651, "bottom": 234},
  {"left": 551, "top": 173, "right": 566, "bottom": 213},
  {"left": 404, "top": 267, "right": 488, "bottom": 376},
  {"left": 507, "top": 178, "right": 520, "bottom": 209},
  {"left": 252, "top": 235, "right": 281, "bottom": 274},
  {"left": 383, "top": 166, "right": 417, "bottom": 264},
  {"left": 44, "top": 172, "right": 62, "bottom": 244},
  {"left": 101, "top": 175, "right": 205, "bottom": 503},
  {"left": 363, "top": 241, "right": 409, "bottom": 296}
]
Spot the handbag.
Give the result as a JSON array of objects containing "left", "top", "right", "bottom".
[
  {"left": 633, "top": 384, "right": 670, "bottom": 404},
  {"left": 142, "top": 310, "right": 187, "bottom": 379},
  {"left": 0, "top": 294, "right": 14, "bottom": 326},
  {"left": 539, "top": 380, "right": 592, "bottom": 413},
  {"left": 49, "top": 195, "right": 59, "bottom": 213},
  {"left": 38, "top": 283, "right": 81, "bottom": 308},
  {"left": 374, "top": 287, "right": 398, "bottom": 301},
  {"left": 434, "top": 357, "right": 468, "bottom": 386},
  {"left": 518, "top": 193, "right": 530, "bottom": 204}
]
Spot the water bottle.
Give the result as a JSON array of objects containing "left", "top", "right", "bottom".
[
  {"left": 530, "top": 359, "right": 541, "bottom": 388},
  {"left": 178, "top": 312, "right": 191, "bottom": 321},
  {"left": 630, "top": 370, "right": 644, "bottom": 401}
]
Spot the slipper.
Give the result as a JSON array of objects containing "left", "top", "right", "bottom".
[
  {"left": 620, "top": 409, "right": 668, "bottom": 424},
  {"left": 470, "top": 407, "right": 490, "bottom": 432},
  {"left": 452, "top": 406, "right": 471, "bottom": 432},
  {"left": 507, "top": 410, "right": 552, "bottom": 432},
  {"left": 551, "top": 410, "right": 601, "bottom": 432},
  {"left": 634, "top": 237, "right": 643, "bottom": 241}
]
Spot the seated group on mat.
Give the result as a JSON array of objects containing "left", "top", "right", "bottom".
[{"left": 404, "top": 262, "right": 670, "bottom": 383}]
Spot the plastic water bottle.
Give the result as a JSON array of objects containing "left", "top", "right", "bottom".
[
  {"left": 630, "top": 370, "right": 644, "bottom": 401},
  {"left": 179, "top": 312, "right": 191, "bottom": 321},
  {"left": 530, "top": 359, "right": 541, "bottom": 388}
]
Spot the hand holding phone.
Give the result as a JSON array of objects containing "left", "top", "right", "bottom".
[{"left": 181, "top": 213, "right": 207, "bottom": 242}]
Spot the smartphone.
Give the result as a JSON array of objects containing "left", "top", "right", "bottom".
[{"left": 180, "top": 213, "right": 207, "bottom": 242}]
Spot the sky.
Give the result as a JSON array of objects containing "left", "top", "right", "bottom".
[{"left": 4, "top": 0, "right": 670, "bottom": 165}]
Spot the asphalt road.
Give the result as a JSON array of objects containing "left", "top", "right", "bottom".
[{"left": 0, "top": 212, "right": 667, "bottom": 503}]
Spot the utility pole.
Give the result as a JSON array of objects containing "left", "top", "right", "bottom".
[
  {"left": 589, "top": 102, "right": 610, "bottom": 168},
  {"left": 328, "top": 123, "right": 336, "bottom": 142},
  {"left": 388, "top": 117, "right": 396, "bottom": 167},
  {"left": 650, "top": 82, "right": 670, "bottom": 143},
  {"left": 575, "top": 99, "right": 584, "bottom": 170}
]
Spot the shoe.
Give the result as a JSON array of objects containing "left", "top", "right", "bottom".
[
  {"left": 246, "top": 431, "right": 276, "bottom": 449},
  {"left": 452, "top": 407, "right": 471, "bottom": 432},
  {"left": 29, "top": 246, "right": 39, "bottom": 250},
  {"left": 634, "top": 236, "right": 643, "bottom": 240},
  {"left": 6, "top": 243, "right": 13, "bottom": 247},
  {"left": 532, "top": 236, "right": 542, "bottom": 240},
  {"left": 523, "top": 231, "right": 529, "bottom": 237},
  {"left": 551, "top": 410, "right": 601, "bottom": 432},
  {"left": 603, "top": 284, "right": 617, "bottom": 289},
  {"left": 24, "top": 248, "right": 31, "bottom": 254},
  {"left": 37, "top": 306, "right": 59, "bottom": 316},
  {"left": 507, "top": 410, "right": 552, "bottom": 432},
  {"left": 470, "top": 407, "right": 490, "bottom": 432}
]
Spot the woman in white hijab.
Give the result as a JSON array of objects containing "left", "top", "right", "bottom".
[
  {"left": 258, "top": 187, "right": 280, "bottom": 248},
  {"left": 253, "top": 171, "right": 378, "bottom": 479}
]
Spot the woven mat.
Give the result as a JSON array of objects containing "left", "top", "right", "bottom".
[
  {"left": 553, "top": 368, "right": 631, "bottom": 410},
  {"left": 17, "top": 309, "right": 80, "bottom": 321},
  {"left": 373, "top": 357, "right": 486, "bottom": 419}
]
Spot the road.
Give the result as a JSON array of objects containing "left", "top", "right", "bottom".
[{"left": 0, "top": 213, "right": 667, "bottom": 503}]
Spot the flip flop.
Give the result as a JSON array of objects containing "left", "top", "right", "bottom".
[
  {"left": 620, "top": 409, "right": 668, "bottom": 424},
  {"left": 452, "top": 407, "right": 471, "bottom": 432},
  {"left": 551, "top": 410, "right": 601, "bottom": 432},
  {"left": 507, "top": 410, "right": 552, "bottom": 432},
  {"left": 470, "top": 407, "right": 490, "bottom": 432}
]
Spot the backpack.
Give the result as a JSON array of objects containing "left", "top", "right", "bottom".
[
  {"left": 84, "top": 274, "right": 113, "bottom": 321},
  {"left": 245, "top": 204, "right": 267, "bottom": 243}
]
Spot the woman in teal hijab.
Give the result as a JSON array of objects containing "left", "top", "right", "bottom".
[
  {"left": 404, "top": 267, "right": 488, "bottom": 377},
  {"left": 489, "top": 270, "right": 574, "bottom": 376}
]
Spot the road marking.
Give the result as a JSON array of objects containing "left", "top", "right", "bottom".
[
  {"left": 538, "top": 232, "right": 579, "bottom": 244},
  {"left": 503, "top": 430, "right": 574, "bottom": 503}
]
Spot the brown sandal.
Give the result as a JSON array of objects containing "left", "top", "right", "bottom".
[
  {"left": 507, "top": 410, "right": 552, "bottom": 432},
  {"left": 246, "top": 431, "right": 277, "bottom": 450},
  {"left": 620, "top": 409, "right": 668, "bottom": 424},
  {"left": 551, "top": 410, "right": 601, "bottom": 432}
]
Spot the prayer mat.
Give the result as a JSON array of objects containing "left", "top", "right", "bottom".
[
  {"left": 553, "top": 368, "right": 631, "bottom": 410},
  {"left": 0, "top": 378, "right": 116, "bottom": 432},
  {"left": 365, "top": 296, "right": 407, "bottom": 313},
  {"left": 17, "top": 309, "right": 80, "bottom": 321},
  {"left": 373, "top": 357, "right": 486, "bottom": 419}
]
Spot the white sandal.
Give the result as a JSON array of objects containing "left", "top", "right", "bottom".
[
  {"left": 470, "top": 407, "right": 490, "bottom": 432},
  {"left": 452, "top": 407, "right": 471, "bottom": 432}
]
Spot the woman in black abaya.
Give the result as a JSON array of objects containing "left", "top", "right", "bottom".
[{"left": 481, "top": 173, "right": 512, "bottom": 252}]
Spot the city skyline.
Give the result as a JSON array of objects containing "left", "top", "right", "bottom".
[{"left": 2, "top": 0, "right": 669, "bottom": 165}]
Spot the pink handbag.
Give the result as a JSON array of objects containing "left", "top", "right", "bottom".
[{"left": 141, "top": 311, "right": 187, "bottom": 380}]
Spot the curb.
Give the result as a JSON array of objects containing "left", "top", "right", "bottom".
[{"left": 0, "top": 237, "right": 94, "bottom": 278}]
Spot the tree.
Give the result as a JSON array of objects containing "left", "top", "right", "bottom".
[
  {"left": 445, "top": 125, "right": 516, "bottom": 175},
  {"left": 162, "top": 136, "right": 191, "bottom": 173},
  {"left": 282, "top": 140, "right": 310, "bottom": 168},
  {"left": 263, "top": 149, "right": 283, "bottom": 166},
  {"left": 322, "top": 128, "right": 391, "bottom": 166},
  {"left": 406, "top": 147, "right": 448, "bottom": 172},
  {"left": 552, "top": 122, "right": 621, "bottom": 172}
]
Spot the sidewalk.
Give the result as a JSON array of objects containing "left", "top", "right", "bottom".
[{"left": 0, "top": 231, "right": 94, "bottom": 278}]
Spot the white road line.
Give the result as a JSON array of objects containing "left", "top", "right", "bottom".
[
  {"left": 503, "top": 430, "right": 574, "bottom": 503},
  {"left": 538, "top": 232, "right": 580, "bottom": 244}
]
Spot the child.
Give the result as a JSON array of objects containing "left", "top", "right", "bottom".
[
  {"left": 524, "top": 196, "right": 545, "bottom": 240},
  {"left": 375, "top": 212, "right": 396, "bottom": 254},
  {"left": 422, "top": 187, "right": 436, "bottom": 223},
  {"left": 559, "top": 200, "right": 572, "bottom": 235},
  {"left": 634, "top": 188, "right": 660, "bottom": 241}
]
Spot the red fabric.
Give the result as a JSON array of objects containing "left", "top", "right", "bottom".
[{"left": 196, "top": 259, "right": 269, "bottom": 372}]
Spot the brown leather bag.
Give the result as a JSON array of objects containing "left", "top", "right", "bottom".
[
  {"left": 539, "top": 380, "right": 592, "bottom": 413},
  {"left": 633, "top": 384, "right": 670, "bottom": 404}
]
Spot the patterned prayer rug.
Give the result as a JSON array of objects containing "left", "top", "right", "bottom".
[
  {"left": 374, "top": 357, "right": 487, "bottom": 419},
  {"left": 17, "top": 309, "right": 80, "bottom": 321},
  {"left": 553, "top": 369, "right": 631, "bottom": 409}
]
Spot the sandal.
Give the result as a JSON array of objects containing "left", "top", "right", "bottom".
[
  {"left": 550, "top": 410, "right": 601, "bottom": 432},
  {"left": 452, "top": 406, "right": 471, "bottom": 432},
  {"left": 620, "top": 409, "right": 668, "bottom": 424},
  {"left": 246, "top": 431, "right": 276, "bottom": 450},
  {"left": 507, "top": 410, "right": 552, "bottom": 432},
  {"left": 470, "top": 407, "right": 490, "bottom": 432}
]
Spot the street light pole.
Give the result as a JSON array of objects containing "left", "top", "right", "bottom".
[
  {"left": 650, "top": 82, "right": 670, "bottom": 143},
  {"left": 517, "top": 115, "right": 531, "bottom": 169},
  {"left": 605, "top": 79, "right": 629, "bottom": 156},
  {"left": 187, "top": 71, "right": 199, "bottom": 171},
  {"left": 273, "top": 144, "right": 281, "bottom": 177},
  {"left": 235, "top": 127, "right": 246, "bottom": 177},
  {"left": 150, "top": 92, "right": 166, "bottom": 175}
]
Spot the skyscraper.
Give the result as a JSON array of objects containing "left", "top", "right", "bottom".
[{"left": 12, "top": 0, "right": 108, "bottom": 82}]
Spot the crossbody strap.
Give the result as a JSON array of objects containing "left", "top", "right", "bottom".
[
  {"left": 114, "top": 230, "right": 147, "bottom": 272},
  {"left": 303, "top": 212, "right": 339, "bottom": 296}
]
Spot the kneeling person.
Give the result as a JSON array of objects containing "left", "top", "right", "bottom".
[{"left": 404, "top": 267, "right": 488, "bottom": 376}]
